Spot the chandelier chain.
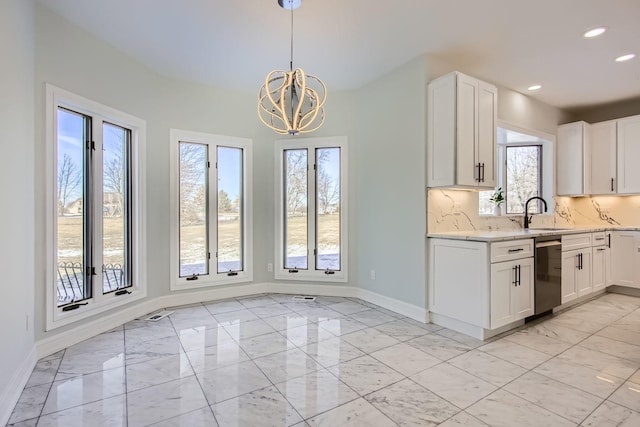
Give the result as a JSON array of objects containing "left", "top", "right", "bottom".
[{"left": 289, "top": 3, "right": 294, "bottom": 71}]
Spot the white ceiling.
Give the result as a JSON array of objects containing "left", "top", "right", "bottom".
[{"left": 37, "top": 0, "right": 640, "bottom": 110}]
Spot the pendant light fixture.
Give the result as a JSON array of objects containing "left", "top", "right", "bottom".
[{"left": 258, "top": 0, "right": 327, "bottom": 135}]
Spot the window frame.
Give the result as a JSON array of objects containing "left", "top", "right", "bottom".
[
  {"left": 274, "top": 136, "right": 348, "bottom": 282},
  {"left": 479, "top": 122, "right": 555, "bottom": 216},
  {"left": 45, "top": 83, "right": 147, "bottom": 331},
  {"left": 169, "top": 129, "right": 253, "bottom": 290}
]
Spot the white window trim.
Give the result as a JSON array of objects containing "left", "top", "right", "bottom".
[
  {"left": 480, "top": 121, "right": 555, "bottom": 216},
  {"left": 499, "top": 121, "right": 555, "bottom": 215},
  {"left": 45, "top": 83, "right": 147, "bottom": 331},
  {"left": 169, "top": 129, "right": 253, "bottom": 290},
  {"left": 274, "top": 136, "right": 349, "bottom": 282}
]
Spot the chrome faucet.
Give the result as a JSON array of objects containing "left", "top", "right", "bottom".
[{"left": 524, "top": 196, "right": 548, "bottom": 229}]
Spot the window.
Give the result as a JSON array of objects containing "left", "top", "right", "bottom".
[
  {"left": 46, "top": 84, "right": 147, "bottom": 330},
  {"left": 275, "top": 137, "right": 348, "bottom": 282},
  {"left": 170, "top": 130, "right": 252, "bottom": 289},
  {"left": 479, "top": 125, "right": 552, "bottom": 215}
]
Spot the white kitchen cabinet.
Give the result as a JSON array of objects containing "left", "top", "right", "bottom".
[
  {"left": 490, "top": 257, "right": 534, "bottom": 329},
  {"left": 557, "top": 122, "right": 591, "bottom": 196},
  {"left": 428, "top": 238, "right": 489, "bottom": 328},
  {"left": 561, "top": 232, "right": 592, "bottom": 304},
  {"left": 428, "top": 237, "right": 534, "bottom": 339},
  {"left": 427, "top": 71, "right": 497, "bottom": 189},
  {"left": 590, "top": 121, "right": 617, "bottom": 194},
  {"left": 592, "top": 245, "right": 608, "bottom": 291},
  {"left": 562, "top": 249, "right": 592, "bottom": 302},
  {"left": 610, "top": 231, "right": 640, "bottom": 288},
  {"left": 617, "top": 115, "right": 640, "bottom": 194},
  {"left": 591, "top": 232, "right": 609, "bottom": 291}
]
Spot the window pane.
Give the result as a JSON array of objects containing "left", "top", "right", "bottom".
[
  {"left": 217, "top": 146, "right": 243, "bottom": 273},
  {"left": 284, "top": 149, "right": 308, "bottom": 269},
  {"left": 478, "top": 191, "right": 493, "bottom": 215},
  {"left": 179, "top": 142, "right": 209, "bottom": 277},
  {"left": 316, "top": 148, "right": 340, "bottom": 270},
  {"left": 506, "top": 145, "right": 541, "bottom": 214},
  {"left": 56, "top": 108, "right": 89, "bottom": 306},
  {"left": 102, "top": 123, "right": 131, "bottom": 293}
]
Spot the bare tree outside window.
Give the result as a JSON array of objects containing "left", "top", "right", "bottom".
[
  {"left": 57, "top": 153, "right": 81, "bottom": 215},
  {"left": 317, "top": 149, "right": 340, "bottom": 215},
  {"left": 506, "top": 145, "right": 541, "bottom": 214},
  {"left": 285, "top": 150, "right": 308, "bottom": 216}
]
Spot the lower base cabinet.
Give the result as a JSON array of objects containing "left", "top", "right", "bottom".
[
  {"left": 592, "top": 245, "right": 608, "bottom": 291},
  {"left": 428, "top": 238, "right": 534, "bottom": 336},
  {"left": 490, "top": 258, "right": 534, "bottom": 329},
  {"left": 561, "top": 251, "right": 592, "bottom": 303}
]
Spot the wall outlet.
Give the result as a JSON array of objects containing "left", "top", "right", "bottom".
[
  {"left": 370, "top": 270, "right": 376, "bottom": 280},
  {"left": 267, "top": 263, "right": 273, "bottom": 272}
]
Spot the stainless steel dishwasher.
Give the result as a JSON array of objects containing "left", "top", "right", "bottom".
[{"left": 534, "top": 235, "right": 562, "bottom": 315}]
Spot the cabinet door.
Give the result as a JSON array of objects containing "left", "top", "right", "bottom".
[
  {"left": 617, "top": 115, "right": 640, "bottom": 194},
  {"left": 427, "top": 74, "right": 456, "bottom": 187},
  {"left": 514, "top": 258, "right": 534, "bottom": 320},
  {"left": 490, "top": 260, "right": 518, "bottom": 329},
  {"left": 576, "top": 250, "right": 592, "bottom": 297},
  {"left": 590, "top": 121, "right": 617, "bottom": 194},
  {"left": 611, "top": 231, "right": 638, "bottom": 287},
  {"left": 456, "top": 73, "right": 479, "bottom": 187},
  {"left": 561, "top": 250, "right": 578, "bottom": 303},
  {"left": 592, "top": 246, "right": 608, "bottom": 291},
  {"left": 477, "top": 81, "right": 497, "bottom": 188},
  {"left": 557, "top": 122, "right": 589, "bottom": 196}
]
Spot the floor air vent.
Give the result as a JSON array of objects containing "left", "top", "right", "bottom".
[
  {"left": 142, "top": 310, "right": 174, "bottom": 321},
  {"left": 291, "top": 295, "right": 316, "bottom": 302}
]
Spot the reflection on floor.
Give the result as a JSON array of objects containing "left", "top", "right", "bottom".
[{"left": 7, "top": 292, "right": 640, "bottom": 426}]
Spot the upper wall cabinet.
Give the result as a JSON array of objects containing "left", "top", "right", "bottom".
[
  {"left": 590, "top": 120, "right": 617, "bottom": 195},
  {"left": 427, "top": 71, "right": 497, "bottom": 189},
  {"left": 557, "top": 121, "right": 591, "bottom": 196},
  {"left": 617, "top": 115, "right": 640, "bottom": 194},
  {"left": 558, "top": 114, "right": 640, "bottom": 196}
]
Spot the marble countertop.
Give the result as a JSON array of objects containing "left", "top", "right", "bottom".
[{"left": 427, "top": 226, "right": 640, "bottom": 242}]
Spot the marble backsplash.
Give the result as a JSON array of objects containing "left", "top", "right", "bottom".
[{"left": 427, "top": 189, "right": 640, "bottom": 233}]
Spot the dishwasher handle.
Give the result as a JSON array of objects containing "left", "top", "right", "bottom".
[{"left": 535, "top": 241, "right": 562, "bottom": 248}]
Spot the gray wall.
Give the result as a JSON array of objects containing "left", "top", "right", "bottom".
[
  {"left": 568, "top": 96, "right": 640, "bottom": 123},
  {"left": 0, "top": 0, "right": 35, "bottom": 412},
  {"left": 355, "top": 56, "right": 428, "bottom": 307}
]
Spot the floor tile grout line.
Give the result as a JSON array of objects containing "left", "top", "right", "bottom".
[
  {"left": 167, "top": 306, "right": 222, "bottom": 427},
  {"left": 31, "top": 348, "right": 67, "bottom": 425},
  {"left": 10, "top": 292, "right": 640, "bottom": 426}
]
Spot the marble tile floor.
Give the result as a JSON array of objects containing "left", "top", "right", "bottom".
[{"left": 7, "top": 292, "right": 640, "bottom": 426}]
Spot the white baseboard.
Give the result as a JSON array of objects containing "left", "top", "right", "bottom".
[
  {"left": 35, "top": 282, "right": 428, "bottom": 359},
  {"left": 0, "top": 346, "right": 37, "bottom": 426},
  {"left": 268, "top": 282, "right": 358, "bottom": 298},
  {"left": 608, "top": 285, "right": 640, "bottom": 298},
  {"left": 357, "top": 288, "right": 428, "bottom": 322}
]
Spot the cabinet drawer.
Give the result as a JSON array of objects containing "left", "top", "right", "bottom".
[
  {"left": 592, "top": 232, "right": 607, "bottom": 247},
  {"left": 562, "top": 233, "right": 592, "bottom": 251},
  {"left": 491, "top": 239, "right": 534, "bottom": 263}
]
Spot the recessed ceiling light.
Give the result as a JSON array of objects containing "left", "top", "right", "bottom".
[
  {"left": 583, "top": 27, "right": 606, "bottom": 38},
  {"left": 527, "top": 85, "right": 542, "bottom": 91},
  {"left": 615, "top": 54, "right": 636, "bottom": 62}
]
